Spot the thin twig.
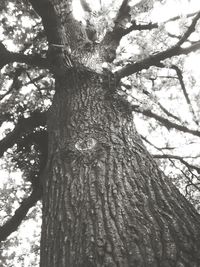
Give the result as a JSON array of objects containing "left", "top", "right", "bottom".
[{"left": 171, "top": 65, "right": 199, "bottom": 126}]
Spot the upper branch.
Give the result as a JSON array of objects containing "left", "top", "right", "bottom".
[
  {"left": 100, "top": 0, "right": 131, "bottom": 62},
  {"left": 100, "top": 1, "right": 200, "bottom": 63},
  {"left": 122, "top": 21, "right": 158, "bottom": 35},
  {"left": 9, "top": 52, "right": 49, "bottom": 69},
  {"left": 28, "top": 0, "right": 62, "bottom": 45},
  {"left": 80, "top": 0, "right": 92, "bottom": 13},
  {"left": 177, "top": 12, "right": 200, "bottom": 46},
  {"left": 115, "top": 41, "right": 200, "bottom": 79},
  {"left": 133, "top": 107, "right": 200, "bottom": 138},
  {"left": 0, "top": 111, "right": 47, "bottom": 158},
  {"left": 153, "top": 154, "right": 200, "bottom": 174},
  {"left": 123, "top": 10, "right": 200, "bottom": 37},
  {"left": 115, "top": 12, "right": 200, "bottom": 79},
  {"left": 0, "top": 42, "right": 49, "bottom": 70},
  {"left": 0, "top": 67, "right": 24, "bottom": 101},
  {"left": 171, "top": 65, "right": 199, "bottom": 125},
  {"left": 0, "top": 186, "right": 42, "bottom": 242}
]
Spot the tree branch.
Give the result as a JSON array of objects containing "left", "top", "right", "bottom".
[
  {"left": 100, "top": 0, "right": 131, "bottom": 62},
  {"left": 177, "top": 12, "right": 200, "bottom": 46},
  {"left": 80, "top": 0, "right": 92, "bottom": 13},
  {"left": 0, "top": 111, "right": 47, "bottom": 158},
  {"left": 153, "top": 154, "right": 200, "bottom": 174},
  {"left": 115, "top": 12, "right": 200, "bottom": 79},
  {"left": 157, "top": 102, "right": 182, "bottom": 122},
  {"left": 123, "top": 10, "right": 200, "bottom": 37},
  {"left": 1, "top": 70, "right": 46, "bottom": 102},
  {"left": 165, "top": 11, "right": 200, "bottom": 23},
  {"left": 100, "top": 4, "right": 200, "bottom": 63},
  {"left": 0, "top": 123, "right": 47, "bottom": 242},
  {"left": 0, "top": 67, "right": 24, "bottom": 101},
  {"left": 171, "top": 65, "right": 199, "bottom": 125},
  {"left": 9, "top": 52, "right": 49, "bottom": 69},
  {"left": 133, "top": 107, "right": 200, "bottom": 138},
  {"left": 156, "top": 155, "right": 200, "bottom": 194},
  {"left": 0, "top": 187, "right": 42, "bottom": 242},
  {"left": 0, "top": 42, "right": 49, "bottom": 70},
  {"left": 28, "top": 0, "right": 62, "bottom": 45},
  {"left": 122, "top": 21, "right": 158, "bottom": 35},
  {"left": 115, "top": 41, "right": 200, "bottom": 79},
  {"left": 25, "top": 72, "right": 46, "bottom": 88},
  {"left": 141, "top": 135, "right": 176, "bottom": 151}
]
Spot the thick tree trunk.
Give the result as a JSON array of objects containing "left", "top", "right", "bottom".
[{"left": 40, "top": 70, "right": 200, "bottom": 267}]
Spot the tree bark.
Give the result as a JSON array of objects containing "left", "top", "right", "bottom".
[
  {"left": 32, "top": 0, "right": 200, "bottom": 266},
  {"left": 40, "top": 69, "right": 200, "bottom": 267}
]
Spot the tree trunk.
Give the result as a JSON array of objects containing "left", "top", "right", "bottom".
[{"left": 40, "top": 70, "right": 200, "bottom": 267}]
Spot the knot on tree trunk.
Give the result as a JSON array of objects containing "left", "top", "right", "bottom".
[{"left": 75, "top": 137, "right": 97, "bottom": 151}]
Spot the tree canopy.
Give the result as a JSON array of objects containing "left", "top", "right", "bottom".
[{"left": 0, "top": 0, "right": 200, "bottom": 265}]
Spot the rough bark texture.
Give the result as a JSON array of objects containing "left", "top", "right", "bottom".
[
  {"left": 36, "top": 0, "right": 200, "bottom": 266},
  {"left": 40, "top": 69, "right": 200, "bottom": 267}
]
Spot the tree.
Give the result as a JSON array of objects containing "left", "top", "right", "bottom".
[{"left": 0, "top": 0, "right": 200, "bottom": 266}]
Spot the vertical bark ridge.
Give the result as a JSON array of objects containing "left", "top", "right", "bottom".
[
  {"left": 40, "top": 70, "right": 200, "bottom": 267},
  {"left": 48, "top": 0, "right": 102, "bottom": 71}
]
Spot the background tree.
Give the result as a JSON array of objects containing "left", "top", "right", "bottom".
[{"left": 0, "top": 0, "right": 200, "bottom": 266}]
